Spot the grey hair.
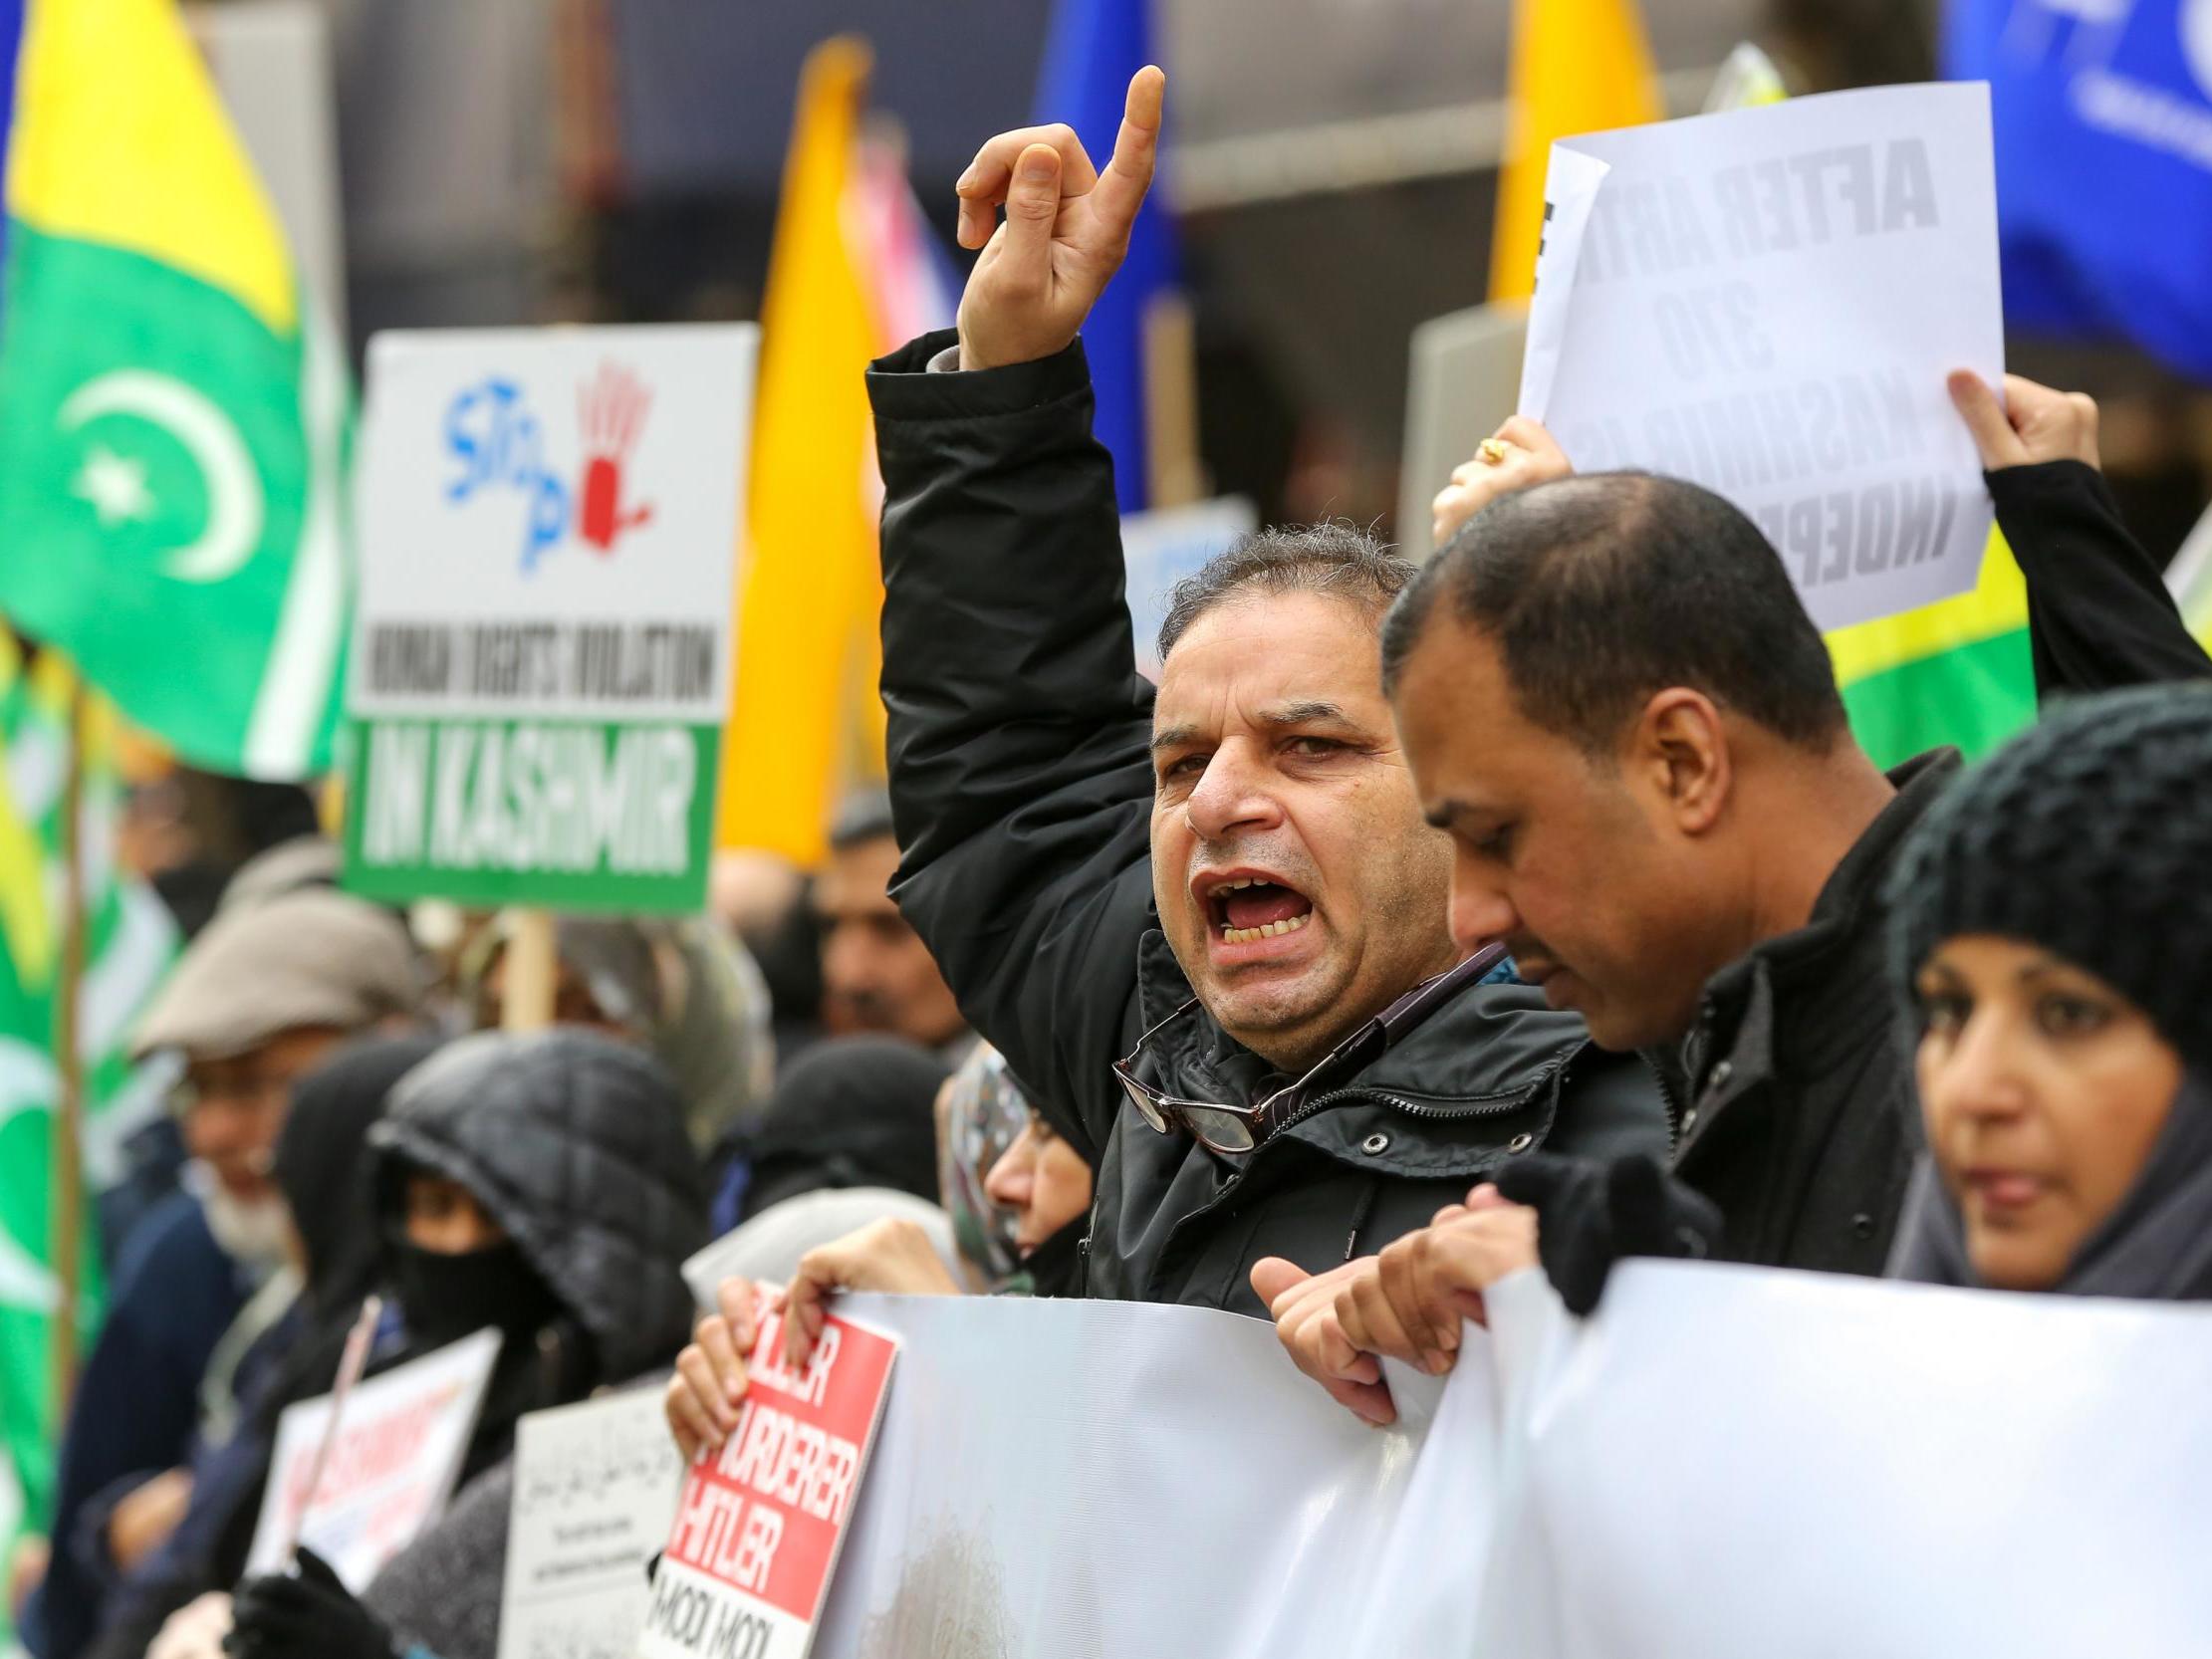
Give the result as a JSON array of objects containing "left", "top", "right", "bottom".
[{"left": 1155, "top": 522, "right": 1417, "bottom": 662}]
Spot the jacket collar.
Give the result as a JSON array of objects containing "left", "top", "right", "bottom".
[
  {"left": 1130, "top": 922, "right": 1566, "bottom": 1113},
  {"left": 1686, "top": 748, "right": 1960, "bottom": 1086}
]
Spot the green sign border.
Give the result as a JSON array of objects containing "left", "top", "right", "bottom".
[{"left": 340, "top": 715, "right": 719, "bottom": 914}]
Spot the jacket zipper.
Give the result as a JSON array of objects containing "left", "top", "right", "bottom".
[
  {"left": 1146, "top": 1066, "right": 1563, "bottom": 1299},
  {"left": 1654, "top": 1066, "right": 1684, "bottom": 1159},
  {"left": 1271, "top": 1058, "right": 1564, "bottom": 1139}
]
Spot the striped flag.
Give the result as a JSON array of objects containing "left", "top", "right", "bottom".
[{"left": 0, "top": 634, "right": 177, "bottom": 1544}]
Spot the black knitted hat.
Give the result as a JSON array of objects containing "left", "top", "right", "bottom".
[{"left": 1887, "top": 683, "right": 2212, "bottom": 1074}]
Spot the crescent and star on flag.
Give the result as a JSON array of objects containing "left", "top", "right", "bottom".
[{"left": 57, "top": 368, "right": 265, "bottom": 584}]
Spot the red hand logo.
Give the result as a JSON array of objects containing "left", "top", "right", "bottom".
[{"left": 575, "top": 362, "right": 654, "bottom": 553}]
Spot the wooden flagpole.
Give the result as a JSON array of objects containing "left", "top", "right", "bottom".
[{"left": 47, "top": 674, "right": 91, "bottom": 1410}]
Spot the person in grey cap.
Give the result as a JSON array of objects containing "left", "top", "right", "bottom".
[
  {"left": 26, "top": 889, "right": 421, "bottom": 1659},
  {"left": 132, "top": 887, "right": 422, "bottom": 1268}
]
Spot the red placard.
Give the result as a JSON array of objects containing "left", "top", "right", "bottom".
[{"left": 640, "top": 1300, "right": 898, "bottom": 1659}]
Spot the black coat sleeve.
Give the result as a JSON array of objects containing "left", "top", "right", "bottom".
[
  {"left": 1992, "top": 460, "right": 2212, "bottom": 699},
  {"left": 869, "top": 331, "right": 1156, "bottom": 1163}
]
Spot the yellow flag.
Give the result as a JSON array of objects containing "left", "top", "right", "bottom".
[
  {"left": 1488, "top": 0, "right": 1663, "bottom": 302},
  {"left": 717, "top": 38, "right": 885, "bottom": 862}
]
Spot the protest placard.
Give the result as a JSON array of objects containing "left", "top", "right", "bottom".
[
  {"left": 342, "top": 325, "right": 758, "bottom": 913},
  {"left": 498, "top": 1390, "right": 688, "bottom": 1659},
  {"left": 638, "top": 1301, "right": 897, "bottom": 1659},
  {"left": 1519, "top": 84, "right": 2005, "bottom": 632},
  {"left": 1120, "top": 498, "right": 1256, "bottom": 679},
  {"left": 245, "top": 1327, "right": 502, "bottom": 1590}
]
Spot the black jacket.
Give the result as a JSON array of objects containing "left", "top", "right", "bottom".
[
  {"left": 1667, "top": 459, "right": 2211, "bottom": 1276},
  {"left": 869, "top": 330, "right": 1667, "bottom": 1313},
  {"left": 1669, "top": 751, "right": 1955, "bottom": 1275},
  {"left": 2001, "top": 458, "right": 2212, "bottom": 697}
]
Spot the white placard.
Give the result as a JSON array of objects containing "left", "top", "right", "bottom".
[
  {"left": 498, "top": 1390, "right": 687, "bottom": 1659},
  {"left": 246, "top": 1327, "right": 503, "bottom": 1591},
  {"left": 1520, "top": 84, "right": 2005, "bottom": 631},
  {"left": 351, "top": 325, "right": 757, "bottom": 725},
  {"left": 344, "top": 324, "right": 758, "bottom": 910}
]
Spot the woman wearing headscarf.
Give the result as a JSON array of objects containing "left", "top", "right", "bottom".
[
  {"left": 1884, "top": 684, "right": 2212, "bottom": 1300},
  {"left": 466, "top": 914, "right": 777, "bottom": 1154},
  {"left": 934, "top": 1042, "right": 1035, "bottom": 1289}
]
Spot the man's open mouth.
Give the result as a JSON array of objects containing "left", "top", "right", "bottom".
[{"left": 1202, "top": 874, "right": 1317, "bottom": 945}]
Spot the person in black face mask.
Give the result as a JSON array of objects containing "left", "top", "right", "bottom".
[
  {"left": 222, "top": 1030, "right": 707, "bottom": 1659},
  {"left": 84, "top": 1035, "right": 442, "bottom": 1659}
]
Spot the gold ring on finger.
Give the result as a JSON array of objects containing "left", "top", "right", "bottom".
[{"left": 1477, "top": 438, "right": 1510, "bottom": 466}]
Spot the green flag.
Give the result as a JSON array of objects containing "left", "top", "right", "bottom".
[
  {"left": 0, "top": 639, "right": 179, "bottom": 1537},
  {"left": 0, "top": 0, "right": 349, "bottom": 781}
]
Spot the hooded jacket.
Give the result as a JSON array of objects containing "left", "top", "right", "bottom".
[
  {"left": 868, "top": 331, "right": 1667, "bottom": 1314},
  {"left": 370, "top": 1030, "right": 708, "bottom": 1384}
]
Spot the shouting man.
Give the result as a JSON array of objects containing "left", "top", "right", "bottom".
[{"left": 861, "top": 72, "right": 1665, "bottom": 1330}]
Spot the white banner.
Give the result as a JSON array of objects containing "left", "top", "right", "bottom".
[
  {"left": 1520, "top": 84, "right": 2005, "bottom": 632},
  {"left": 811, "top": 1266, "right": 2212, "bottom": 1658}
]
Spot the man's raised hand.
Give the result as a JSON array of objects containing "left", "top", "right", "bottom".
[{"left": 954, "top": 66, "right": 1164, "bottom": 372}]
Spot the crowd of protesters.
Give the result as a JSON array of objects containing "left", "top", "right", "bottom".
[{"left": 18, "top": 64, "right": 2212, "bottom": 1659}]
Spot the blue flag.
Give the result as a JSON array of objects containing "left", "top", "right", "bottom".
[
  {"left": 1946, "top": 0, "right": 2212, "bottom": 379},
  {"left": 1034, "top": 0, "right": 1174, "bottom": 511}
]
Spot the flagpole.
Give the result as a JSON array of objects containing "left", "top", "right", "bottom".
[
  {"left": 47, "top": 672, "right": 91, "bottom": 1411},
  {"left": 1142, "top": 291, "right": 1203, "bottom": 510}
]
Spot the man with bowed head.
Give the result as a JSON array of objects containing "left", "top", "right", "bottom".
[
  {"left": 669, "top": 66, "right": 1666, "bottom": 1431},
  {"left": 1275, "top": 352, "right": 2212, "bottom": 1401}
]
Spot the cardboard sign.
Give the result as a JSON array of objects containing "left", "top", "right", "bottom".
[
  {"left": 638, "top": 1302, "right": 897, "bottom": 1659},
  {"left": 1397, "top": 305, "right": 1528, "bottom": 563},
  {"left": 343, "top": 324, "right": 758, "bottom": 913},
  {"left": 246, "top": 1327, "right": 502, "bottom": 1590},
  {"left": 497, "top": 1390, "right": 688, "bottom": 1659},
  {"left": 1520, "top": 84, "right": 2005, "bottom": 632}
]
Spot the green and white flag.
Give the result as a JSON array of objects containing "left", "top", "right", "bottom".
[
  {"left": 0, "top": 641, "right": 178, "bottom": 1534},
  {"left": 0, "top": 0, "right": 350, "bottom": 781}
]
